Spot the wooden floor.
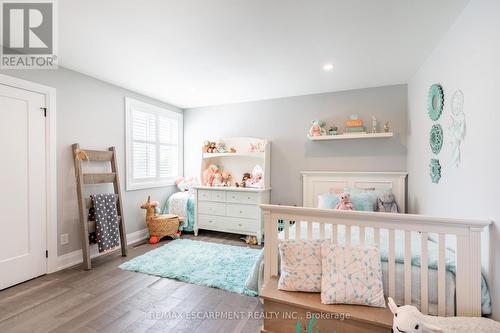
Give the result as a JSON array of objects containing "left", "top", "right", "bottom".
[{"left": 0, "top": 231, "right": 264, "bottom": 333}]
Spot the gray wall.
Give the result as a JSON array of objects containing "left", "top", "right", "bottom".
[
  {"left": 407, "top": 0, "right": 499, "bottom": 318},
  {"left": 0, "top": 67, "right": 182, "bottom": 255},
  {"left": 184, "top": 85, "right": 407, "bottom": 206}
]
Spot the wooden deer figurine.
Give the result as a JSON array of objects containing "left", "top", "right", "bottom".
[{"left": 141, "top": 196, "right": 180, "bottom": 244}]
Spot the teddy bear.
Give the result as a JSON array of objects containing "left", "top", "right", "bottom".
[
  {"left": 335, "top": 193, "right": 353, "bottom": 210},
  {"left": 220, "top": 172, "right": 232, "bottom": 187},
  {"left": 211, "top": 173, "right": 223, "bottom": 186},
  {"left": 376, "top": 192, "right": 399, "bottom": 213},
  {"left": 309, "top": 120, "right": 326, "bottom": 136}
]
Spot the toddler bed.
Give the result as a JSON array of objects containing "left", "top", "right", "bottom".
[{"left": 258, "top": 171, "right": 491, "bottom": 332}]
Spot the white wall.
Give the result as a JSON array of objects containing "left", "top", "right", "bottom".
[
  {"left": 407, "top": 0, "right": 500, "bottom": 318},
  {"left": 185, "top": 85, "right": 407, "bottom": 206},
  {"left": 0, "top": 67, "right": 182, "bottom": 255}
]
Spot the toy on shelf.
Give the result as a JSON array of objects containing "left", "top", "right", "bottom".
[
  {"left": 246, "top": 164, "right": 264, "bottom": 188},
  {"left": 384, "top": 122, "right": 390, "bottom": 133},
  {"left": 345, "top": 114, "right": 366, "bottom": 134},
  {"left": 328, "top": 125, "right": 338, "bottom": 135},
  {"left": 216, "top": 141, "right": 228, "bottom": 153},
  {"left": 335, "top": 193, "right": 353, "bottom": 210},
  {"left": 236, "top": 172, "right": 251, "bottom": 188},
  {"left": 221, "top": 172, "right": 232, "bottom": 187},
  {"left": 141, "top": 196, "right": 180, "bottom": 244},
  {"left": 202, "top": 164, "right": 220, "bottom": 186},
  {"left": 372, "top": 116, "right": 378, "bottom": 133},
  {"left": 309, "top": 120, "right": 327, "bottom": 136},
  {"left": 203, "top": 140, "right": 217, "bottom": 153},
  {"left": 249, "top": 141, "right": 264, "bottom": 153}
]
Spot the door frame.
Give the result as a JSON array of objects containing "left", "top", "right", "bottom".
[{"left": 0, "top": 74, "right": 58, "bottom": 274}]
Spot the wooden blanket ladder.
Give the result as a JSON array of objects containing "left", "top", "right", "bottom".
[{"left": 72, "top": 143, "right": 128, "bottom": 270}]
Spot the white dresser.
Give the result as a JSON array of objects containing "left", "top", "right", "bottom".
[{"left": 193, "top": 186, "right": 270, "bottom": 244}]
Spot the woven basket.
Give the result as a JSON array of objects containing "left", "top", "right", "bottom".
[{"left": 147, "top": 214, "right": 180, "bottom": 240}]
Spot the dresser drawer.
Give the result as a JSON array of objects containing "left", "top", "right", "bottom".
[
  {"left": 226, "top": 203, "right": 260, "bottom": 219},
  {"left": 225, "top": 217, "right": 259, "bottom": 234},
  {"left": 211, "top": 191, "right": 226, "bottom": 202},
  {"left": 198, "top": 190, "right": 212, "bottom": 201},
  {"left": 198, "top": 214, "right": 220, "bottom": 228},
  {"left": 198, "top": 201, "right": 225, "bottom": 216},
  {"left": 226, "top": 191, "right": 259, "bottom": 204},
  {"left": 198, "top": 215, "right": 258, "bottom": 234}
]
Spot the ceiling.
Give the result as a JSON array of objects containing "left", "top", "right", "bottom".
[{"left": 59, "top": 0, "right": 469, "bottom": 108}]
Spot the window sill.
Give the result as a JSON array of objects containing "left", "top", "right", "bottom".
[{"left": 126, "top": 180, "right": 176, "bottom": 191}]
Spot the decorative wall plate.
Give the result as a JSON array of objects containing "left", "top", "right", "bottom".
[
  {"left": 429, "top": 124, "right": 443, "bottom": 155},
  {"left": 428, "top": 84, "right": 444, "bottom": 121},
  {"left": 429, "top": 159, "right": 441, "bottom": 184}
]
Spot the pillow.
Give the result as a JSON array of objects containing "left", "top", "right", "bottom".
[
  {"left": 317, "top": 193, "right": 339, "bottom": 209},
  {"left": 344, "top": 187, "right": 392, "bottom": 212},
  {"left": 320, "top": 243, "right": 385, "bottom": 307},
  {"left": 278, "top": 240, "right": 322, "bottom": 292}
]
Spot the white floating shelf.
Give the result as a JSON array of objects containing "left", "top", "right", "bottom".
[
  {"left": 202, "top": 151, "right": 265, "bottom": 159},
  {"left": 307, "top": 132, "right": 394, "bottom": 141}
]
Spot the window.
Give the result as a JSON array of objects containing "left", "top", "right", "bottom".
[{"left": 125, "top": 97, "right": 183, "bottom": 190}]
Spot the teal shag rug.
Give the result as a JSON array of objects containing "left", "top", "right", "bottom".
[{"left": 119, "top": 239, "right": 262, "bottom": 296}]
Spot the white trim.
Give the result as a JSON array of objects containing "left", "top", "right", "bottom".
[
  {"left": 124, "top": 97, "right": 183, "bottom": 191},
  {"left": 0, "top": 74, "right": 58, "bottom": 274},
  {"left": 55, "top": 228, "right": 149, "bottom": 271}
]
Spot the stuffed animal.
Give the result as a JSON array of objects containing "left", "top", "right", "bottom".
[
  {"left": 175, "top": 176, "right": 197, "bottom": 192},
  {"left": 212, "top": 173, "right": 223, "bottom": 187},
  {"left": 202, "top": 164, "right": 220, "bottom": 186},
  {"left": 205, "top": 141, "right": 217, "bottom": 153},
  {"left": 216, "top": 141, "right": 228, "bottom": 153},
  {"left": 335, "top": 193, "right": 353, "bottom": 210},
  {"left": 246, "top": 164, "right": 264, "bottom": 188},
  {"left": 309, "top": 120, "right": 326, "bottom": 136},
  {"left": 377, "top": 192, "right": 399, "bottom": 213},
  {"left": 388, "top": 297, "right": 500, "bottom": 333},
  {"left": 203, "top": 140, "right": 211, "bottom": 153},
  {"left": 220, "top": 172, "right": 232, "bottom": 187},
  {"left": 236, "top": 172, "right": 251, "bottom": 188}
]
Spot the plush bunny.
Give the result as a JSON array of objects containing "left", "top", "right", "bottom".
[
  {"left": 309, "top": 120, "right": 326, "bottom": 136},
  {"left": 335, "top": 193, "right": 353, "bottom": 210},
  {"left": 388, "top": 297, "right": 500, "bottom": 333},
  {"left": 388, "top": 297, "right": 443, "bottom": 333},
  {"left": 377, "top": 192, "right": 399, "bottom": 213}
]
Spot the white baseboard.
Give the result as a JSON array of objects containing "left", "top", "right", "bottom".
[{"left": 54, "top": 228, "right": 149, "bottom": 272}]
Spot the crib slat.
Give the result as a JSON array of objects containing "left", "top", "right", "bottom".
[
  {"left": 438, "top": 234, "right": 446, "bottom": 316},
  {"left": 404, "top": 231, "right": 412, "bottom": 305},
  {"left": 307, "top": 221, "right": 313, "bottom": 240},
  {"left": 319, "top": 223, "right": 325, "bottom": 240},
  {"left": 346, "top": 225, "right": 351, "bottom": 246},
  {"left": 421, "top": 232, "right": 429, "bottom": 315},
  {"left": 359, "top": 226, "right": 365, "bottom": 246},
  {"left": 284, "top": 219, "right": 290, "bottom": 240},
  {"left": 296, "top": 221, "right": 301, "bottom": 240},
  {"left": 332, "top": 224, "right": 337, "bottom": 243},
  {"left": 388, "top": 229, "right": 396, "bottom": 298},
  {"left": 374, "top": 227, "right": 380, "bottom": 246}
]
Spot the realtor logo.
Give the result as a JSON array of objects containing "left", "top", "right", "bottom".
[{"left": 1, "top": 1, "right": 57, "bottom": 68}]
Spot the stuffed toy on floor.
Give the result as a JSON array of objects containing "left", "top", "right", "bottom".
[{"left": 388, "top": 297, "right": 500, "bottom": 333}]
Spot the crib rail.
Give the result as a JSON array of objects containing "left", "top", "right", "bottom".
[{"left": 261, "top": 204, "right": 490, "bottom": 317}]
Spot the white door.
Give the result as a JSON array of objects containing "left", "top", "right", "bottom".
[{"left": 0, "top": 83, "right": 47, "bottom": 289}]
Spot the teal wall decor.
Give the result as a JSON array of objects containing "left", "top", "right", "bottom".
[
  {"left": 429, "top": 159, "right": 441, "bottom": 184},
  {"left": 429, "top": 124, "right": 443, "bottom": 155},
  {"left": 428, "top": 84, "right": 444, "bottom": 121}
]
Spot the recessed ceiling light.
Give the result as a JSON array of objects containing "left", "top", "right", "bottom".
[{"left": 323, "top": 63, "right": 334, "bottom": 71}]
